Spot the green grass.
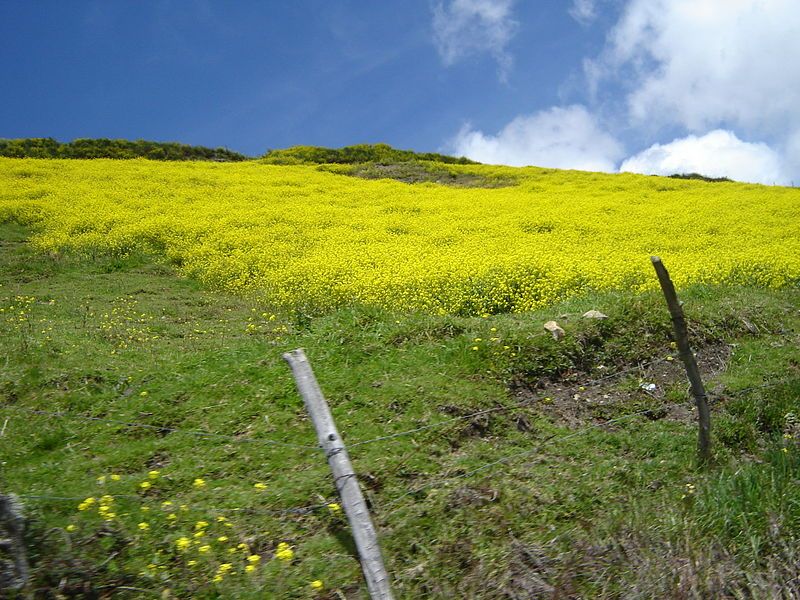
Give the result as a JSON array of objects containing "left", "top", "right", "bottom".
[{"left": 1, "top": 222, "right": 798, "bottom": 598}]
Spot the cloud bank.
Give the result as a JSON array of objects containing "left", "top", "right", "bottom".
[
  {"left": 444, "top": 0, "right": 800, "bottom": 184},
  {"left": 620, "top": 130, "right": 789, "bottom": 185},
  {"left": 432, "top": 0, "right": 517, "bottom": 80},
  {"left": 451, "top": 105, "right": 624, "bottom": 171},
  {"left": 594, "top": 0, "right": 800, "bottom": 135}
]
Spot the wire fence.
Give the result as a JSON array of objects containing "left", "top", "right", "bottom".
[
  {"left": 5, "top": 355, "right": 795, "bottom": 516},
  {"left": 3, "top": 356, "right": 797, "bottom": 594},
  {"left": 0, "top": 404, "right": 321, "bottom": 451},
  {"left": 15, "top": 493, "right": 334, "bottom": 517},
  {"left": 377, "top": 404, "right": 666, "bottom": 516},
  {"left": 348, "top": 355, "right": 670, "bottom": 448}
]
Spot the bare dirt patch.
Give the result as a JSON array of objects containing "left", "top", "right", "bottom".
[
  {"left": 512, "top": 343, "right": 732, "bottom": 428},
  {"left": 346, "top": 162, "right": 518, "bottom": 188}
]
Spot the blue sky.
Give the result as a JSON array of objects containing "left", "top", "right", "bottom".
[{"left": 2, "top": 1, "right": 799, "bottom": 184}]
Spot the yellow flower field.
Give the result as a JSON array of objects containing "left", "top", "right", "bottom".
[{"left": 1, "top": 158, "right": 798, "bottom": 314}]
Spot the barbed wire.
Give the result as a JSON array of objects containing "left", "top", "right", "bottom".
[
  {"left": 375, "top": 375, "right": 798, "bottom": 515},
  {"left": 16, "top": 493, "right": 334, "bottom": 517},
  {"left": 377, "top": 405, "right": 673, "bottom": 516},
  {"left": 347, "top": 356, "right": 670, "bottom": 449},
  {"left": 349, "top": 404, "right": 532, "bottom": 448},
  {"left": 718, "top": 378, "right": 797, "bottom": 398},
  {"left": 18, "top": 494, "right": 139, "bottom": 501},
  {"left": 0, "top": 404, "right": 321, "bottom": 451}
]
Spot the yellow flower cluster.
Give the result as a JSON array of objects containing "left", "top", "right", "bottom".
[
  {"left": 63, "top": 471, "right": 317, "bottom": 591},
  {"left": 275, "top": 542, "right": 294, "bottom": 562},
  {"left": 3, "top": 158, "right": 797, "bottom": 314}
]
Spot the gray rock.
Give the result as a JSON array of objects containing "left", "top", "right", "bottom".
[
  {"left": 543, "top": 320, "right": 565, "bottom": 340},
  {"left": 582, "top": 310, "right": 608, "bottom": 319}
]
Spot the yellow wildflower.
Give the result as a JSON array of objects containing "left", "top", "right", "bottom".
[
  {"left": 245, "top": 565, "right": 256, "bottom": 573},
  {"left": 138, "top": 522, "right": 150, "bottom": 531},
  {"left": 311, "top": 580, "right": 324, "bottom": 591},
  {"left": 148, "top": 470, "right": 160, "bottom": 479},
  {"left": 327, "top": 503, "right": 341, "bottom": 513},
  {"left": 175, "top": 537, "right": 191, "bottom": 551},
  {"left": 275, "top": 542, "right": 294, "bottom": 562},
  {"left": 139, "top": 481, "right": 152, "bottom": 490},
  {"left": 110, "top": 474, "right": 121, "bottom": 481},
  {"left": 193, "top": 478, "right": 206, "bottom": 488},
  {"left": 198, "top": 545, "right": 211, "bottom": 553},
  {"left": 253, "top": 482, "right": 267, "bottom": 490},
  {"left": 66, "top": 524, "right": 76, "bottom": 532}
]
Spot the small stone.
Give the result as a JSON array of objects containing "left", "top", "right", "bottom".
[
  {"left": 740, "top": 318, "right": 758, "bottom": 334},
  {"left": 543, "top": 321, "right": 565, "bottom": 340},
  {"left": 582, "top": 310, "right": 608, "bottom": 319}
]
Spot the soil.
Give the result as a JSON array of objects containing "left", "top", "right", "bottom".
[{"left": 512, "top": 342, "right": 732, "bottom": 429}]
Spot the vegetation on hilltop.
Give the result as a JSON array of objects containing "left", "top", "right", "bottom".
[
  {"left": 668, "top": 172, "right": 733, "bottom": 183},
  {"left": 261, "top": 143, "right": 476, "bottom": 165},
  {"left": 0, "top": 137, "right": 248, "bottom": 162}
]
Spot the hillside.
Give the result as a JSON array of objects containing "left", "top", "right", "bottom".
[
  {"left": 0, "top": 158, "right": 798, "bottom": 598},
  {"left": 1, "top": 157, "right": 797, "bottom": 315}
]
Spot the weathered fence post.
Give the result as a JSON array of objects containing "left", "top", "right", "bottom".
[
  {"left": 0, "top": 492, "right": 29, "bottom": 593},
  {"left": 283, "top": 349, "right": 394, "bottom": 600},
  {"left": 650, "top": 256, "right": 712, "bottom": 464}
]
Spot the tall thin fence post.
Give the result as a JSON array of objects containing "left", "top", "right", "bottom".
[
  {"left": 650, "top": 256, "right": 712, "bottom": 464},
  {"left": 283, "top": 349, "right": 394, "bottom": 600}
]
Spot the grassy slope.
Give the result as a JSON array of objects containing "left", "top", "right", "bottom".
[{"left": 1, "top": 221, "right": 799, "bottom": 598}]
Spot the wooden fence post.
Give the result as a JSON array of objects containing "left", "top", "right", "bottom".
[
  {"left": 0, "top": 492, "right": 29, "bottom": 592},
  {"left": 650, "top": 256, "right": 712, "bottom": 464},
  {"left": 283, "top": 349, "right": 394, "bottom": 600}
]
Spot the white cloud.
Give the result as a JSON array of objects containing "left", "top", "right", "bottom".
[
  {"left": 620, "top": 130, "right": 788, "bottom": 185},
  {"left": 592, "top": 0, "right": 800, "bottom": 135},
  {"left": 784, "top": 130, "right": 800, "bottom": 181},
  {"left": 443, "top": 0, "right": 800, "bottom": 184},
  {"left": 450, "top": 104, "right": 624, "bottom": 171},
  {"left": 432, "top": 0, "right": 518, "bottom": 80},
  {"left": 569, "top": 0, "right": 597, "bottom": 25}
]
